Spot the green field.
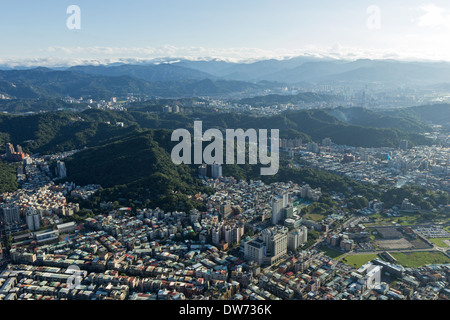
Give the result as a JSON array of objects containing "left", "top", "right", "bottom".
[
  {"left": 319, "top": 246, "right": 345, "bottom": 259},
  {"left": 364, "top": 212, "right": 423, "bottom": 227},
  {"left": 340, "top": 254, "right": 379, "bottom": 268},
  {"left": 304, "top": 213, "right": 326, "bottom": 222},
  {"left": 429, "top": 238, "right": 450, "bottom": 248},
  {"left": 392, "top": 251, "right": 450, "bottom": 267}
]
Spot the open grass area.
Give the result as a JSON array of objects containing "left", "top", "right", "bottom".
[
  {"left": 304, "top": 213, "right": 326, "bottom": 222},
  {"left": 340, "top": 254, "right": 379, "bottom": 268},
  {"left": 295, "top": 203, "right": 310, "bottom": 213},
  {"left": 391, "top": 251, "right": 450, "bottom": 268},
  {"left": 364, "top": 212, "right": 424, "bottom": 227},
  {"left": 429, "top": 238, "right": 450, "bottom": 248},
  {"left": 319, "top": 246, "right": 345, "bottom": 259}
]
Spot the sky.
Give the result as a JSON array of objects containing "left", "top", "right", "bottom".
[{"left": 1, "top": 0, "right": 450, "bottom": 66}]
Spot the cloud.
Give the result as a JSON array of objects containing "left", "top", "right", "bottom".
[
  {"left": 1, "top": 43, "right": 449, "bottom": 68},
  {"left": 413, "top": 3, "right": 450, "bottom": 29}
]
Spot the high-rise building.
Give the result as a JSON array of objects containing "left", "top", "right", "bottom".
[
  {"left": 56, "top": 161, "right": 67, "bottom": 179},
  {"left": 307, "top": 142, "right": 319, "bottom": 154},
  {"left": 272, "top": 193, "right": 288, "bottom": 225},
  {"left": 198, "top": 164, "right": 207, "bottom": 177},
  {"left": 25, "top": 207, "right": 40, "bottom": 232},
  {"left": 219, "top": 202, "right": 232, "bottom": 218},
  {"left": 212, "top": 221, "right": 244, "bottom": 245},
  {"left": 299, "top": 225, "right": 308, "bottom": 243},
  {"left": 5, "top": 143, "right": 15, "bottom": 157},
  {"left": 231, "top": 224, "right": 243, "bottom": 244},
  {"left": 399, "top": 140, "right": 408, "bottom": 151},
  {"left": 212, "top": 225, "right": 222, "bottom": 245},
  {"left": 4, "top": 143, "right": 28, "bottom": 162},
  {"left": 322, "top": 138, "right": 332, "bottom": 147},
  {"left": 300, "top": 184, "right": 321, "bottom": 201},
  {"left": 280, "top": 138, "right": 302, "bottom": 149},
  {"left": 244, "top": 226, "right": 289, "bottom": 266},
  {"left": 288, "top": 230, "right": 301, "bottom": 251},
  {"left": 1, "top": 204, "right": 21, "bottom": 225},
  {"left": 210, "top": 162, "right": 222, "bottom": 179},
  {"left": 287, "top": 226, "right": 307, "bottom": 251},
  {"left": 261, "top": 226, "right": 288, "bottom": 264},
  {"left": 224, "top": 225, "right": 232, "bottom": 244},
  {"left": 244, "top": 238, "right": 266, "bottom": 265},
  {"left": 342, "top": 153, "right": 356, "bottom": 163}
]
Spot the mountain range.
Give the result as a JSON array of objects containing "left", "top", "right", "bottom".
[
  {"left": 64, "top": 58, "right": 450, "bottom": 85},
  {"left": 2, "top": 57, "right": 450, "bottom": 101}
]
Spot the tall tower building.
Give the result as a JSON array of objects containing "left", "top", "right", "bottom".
[
  {"left": 26, "top": 207, "right": 40, "bottom": 232},
  {"left": 261, "top": 226, "right": 288, "bottom": 264},
  {"left": 56, "top": 161, "right": 67, "bottom": 179},
  {"left": 399, "top": 140, "right": 408, "bottom": 151},
  {"left": 1, "top": 204, "right": 21, "bottom": 225},
  {"left": 210, "top": 162, "right": 222, "bottom": 179},
  {"left": 212, "top": 225, "right": 221, "bottom": 245},
  {"left": 271, "top": 193, "right": 288, "bottom": 225}
]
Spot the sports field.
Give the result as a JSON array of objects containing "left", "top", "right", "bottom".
[
  {"left": 340, "top": 254, "right": 379, "bottom": 268},
  {"left": 391, "top": 251, "right": 450, "bottom": 268}
]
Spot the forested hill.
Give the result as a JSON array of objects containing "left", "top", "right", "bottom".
[
  {"left": 63, "top": 129, "right": 212, "bottom": 212},
  {"left": 0, "top": 106, "right": 434, "bottom": 156}
]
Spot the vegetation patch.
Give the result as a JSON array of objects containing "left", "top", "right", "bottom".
[
  {"left": 392, "top": 251, "right": 450, "bottom": 268},
  {"left": 319, "top": 246, "right": 345, "bottom": 259},
  {"left": 429, "top": 238, "right": 450, "bottom": 248},
  {"left": 341, "top": 254, "right": 379, "bottom": 268}
]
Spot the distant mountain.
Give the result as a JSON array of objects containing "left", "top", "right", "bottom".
[
  {"left": 174, "top": 56, "right": 329, "bottom": 81},
  {"left": 0, "top": 68, "right": 156, "bottom": 99},
  {"left": 173, "top": 58, "right": 450, "bottom": 85},
  {"left": 277, "top": 110, "right": 432, "bottom": 148},
  {"left": 4, "top": 57, "right": 450, "bottom": 89},
  {"left": 255, "top": 59, "right": 450, "bottom": 84},
  {"left": 0, "top": 68, "right": 275, "bottom": 100},
  {"left": 68, "top": 63, "right": 214, "bottom": 82},
  {"left": 326, "top": 107, "right": 433, "bottom": 133},
  {"left": 3, "top": 58, "right": 450, "bottom": 101},
  {"left": 399, "top": 104, "right": 450, "bottom": 125},
  {"left": 138, "top": 78, "right": 265, "bottom": 97},
  {"left": 0, "top": 99, "right": 88, "bottom": 114}
]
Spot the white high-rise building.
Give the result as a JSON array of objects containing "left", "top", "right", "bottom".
[
  {"left": 26, "top": 207, "right": 40, "bottom": 232},
  {"left": 212, "top": 225, "right": 222, "bottom": 245},
  {"left": 287, "top": 226, "right": 308, "bottom": 251},
  {"left": 271, "top": 193, "right": 288, "bottom": 225},
  {"left": 261, "top": 226, "right": 288, "bottom": 264},
  {"left": 56, "top": 161, "right": 67, "bottom": 179},
  {"left": 211, "top": 162, "right": 222, "bottom": 179},
  {"left": 244, "top": 238, "right": 266, "bottom": 265}
]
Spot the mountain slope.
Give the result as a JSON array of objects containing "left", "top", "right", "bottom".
[
  {"left": 0, "top": 110, "right": 141, "bottom": 154},
  {"left": 0, "top": 68, "right": 273, "bottom": 99},
  {"left": 68, "top": 63, "right": 214, "bottom": 82},
  {"left": 64, "top": 130, "right": 211, "bottom": 211}
]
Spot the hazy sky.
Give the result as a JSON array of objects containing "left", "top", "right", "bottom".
[{"left": 1, "top": 0, "right": 450, "bottom": 66}]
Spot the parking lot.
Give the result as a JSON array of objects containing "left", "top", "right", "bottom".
[{"left": 414, "top": 225, "right": 450, "bottom": 239}]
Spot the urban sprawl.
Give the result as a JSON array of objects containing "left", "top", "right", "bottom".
[{"left": 0, "top": 134, "right": 449, "bottom": 301}]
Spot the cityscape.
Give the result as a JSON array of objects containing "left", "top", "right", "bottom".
[{"left": 0, "top": 2, "right": 449, "bottom": 315}]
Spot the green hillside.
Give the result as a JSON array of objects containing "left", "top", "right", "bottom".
[
  {"left": 64, "top": 130, "right": 212, "bottom": 212},
  {"left": 0, "top": 161, "right": 18, "bottom": 193}
]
